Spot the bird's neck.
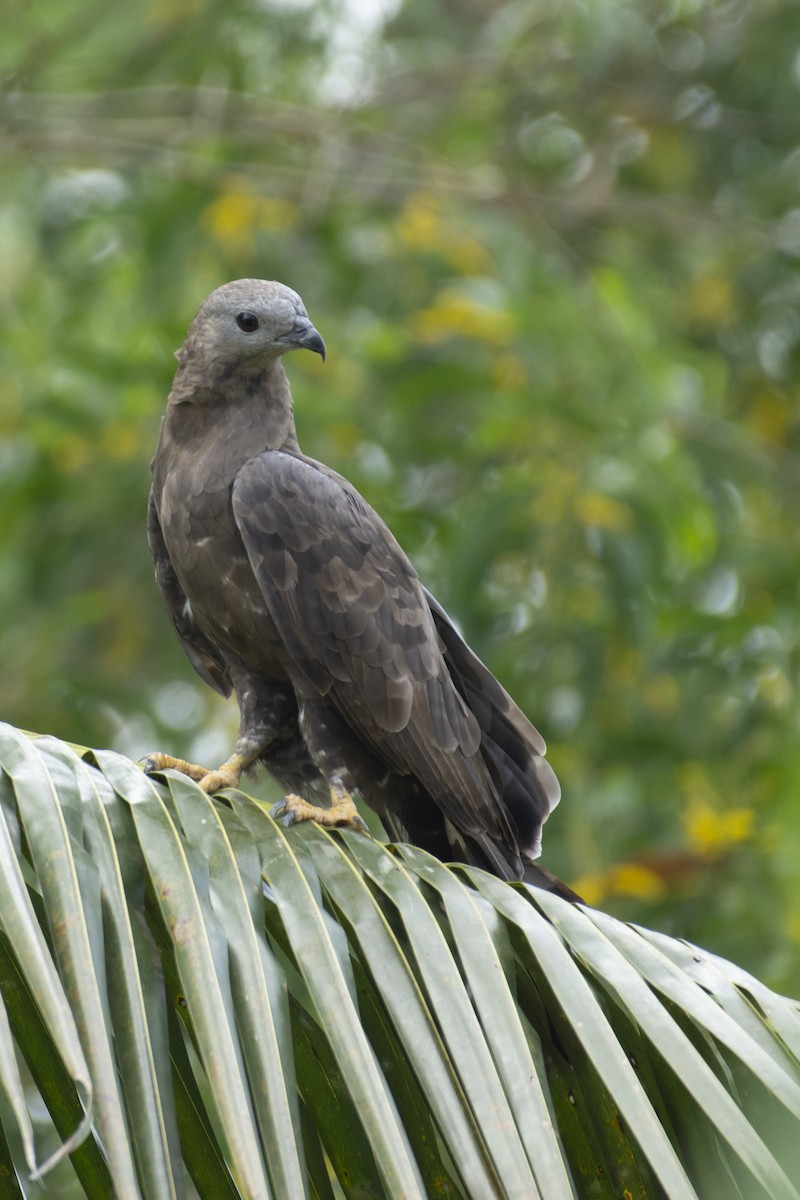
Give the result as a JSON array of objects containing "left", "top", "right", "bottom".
[{"left": 166, "top": 358, "right": 301, "bottom": 455}]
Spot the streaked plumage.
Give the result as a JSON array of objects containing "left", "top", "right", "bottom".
[{"left": 148, "top": 279, "right": 574, "bottom": 895}]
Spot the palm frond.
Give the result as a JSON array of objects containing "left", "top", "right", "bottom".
[{"left": 0, "top": 723, "right": 798, "bottom": 1200}]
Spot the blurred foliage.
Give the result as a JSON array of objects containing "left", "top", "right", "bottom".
[{"left": 2, "top": 0, "right": 800, "bottom": 991}]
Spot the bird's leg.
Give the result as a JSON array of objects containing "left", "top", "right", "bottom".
[
  {"left": 271, "top": 777, "right": 368, "bottom": 832},
  {"left": 196, "top": 748, "right": 254, "bottom": 793},
  {"left": 144, "top": 742, "right": 263, "bottom": 793},
  {"left": 146, "top": 679, "right": 286, "bottom": 793}
]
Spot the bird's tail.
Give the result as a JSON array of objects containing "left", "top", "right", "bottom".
[
  {"left": 424, "top": 588, "right": 560, "bottom": 863},
  {"left": 522, "top": 859, "right": 585, "bottom": 903}
]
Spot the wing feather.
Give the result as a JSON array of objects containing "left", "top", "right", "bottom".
[{"left": 231, "top": 452, "right": 513, "bottom": 847}]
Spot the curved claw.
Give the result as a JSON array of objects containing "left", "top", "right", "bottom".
[
  {"left": 270, "top": 794, "right": 305, "bottom": 827},
  {"left": 143, "top": 752, "right": 245, "bottom": 793},
  {"left": 143, "top": 753, "right": 210, "bottom": 783},
  {"left": 269, "top": 790, "right": 369, "bottom": 833}
]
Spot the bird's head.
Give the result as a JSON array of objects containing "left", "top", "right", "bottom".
[{"left": 178, "top": 279, "right": 326, "bottom": 372}]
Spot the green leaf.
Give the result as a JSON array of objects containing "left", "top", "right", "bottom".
[
  {"left": 233, "top": 800, "right": 427, "bottom": 1199},
  {"left": 0, "top": 725, "right": 136, "bottom": 1194},
  {"left": 461, "top": 870, "right": 700, "bottom": 1200},
  {"left": 297, "top": 829, "right": 498, "bottom": 1198},
  {"left": 0, "top": 730, "right": 799, "bottom": 1199},
  {"left": 91, "top": 751, "right": 273, "bottom": 1200},
  {"left": 396, "top": 844, "right": 577, "bottom": 1199},
  {"left": 165, "top": 774, "right": 308, "bottom": 1200},
  {"left": 38, "top": 739, "right": 182, "bottom": 1199}
]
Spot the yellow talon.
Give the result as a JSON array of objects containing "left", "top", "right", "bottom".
[
  {"left": 144, "top": 752, "right": 211, "bottom": 783},
  {"left": 271, "top": 783, "right": 368, "bottom": 832},
  {"left": 144, "top": 751, "right": 250, "bottom": 792}
]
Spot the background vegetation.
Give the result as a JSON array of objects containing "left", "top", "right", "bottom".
[{"left": 2, "top": 0, "right": 800, "bottom": 991}]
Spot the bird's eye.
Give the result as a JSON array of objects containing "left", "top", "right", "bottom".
[{"left": 236, "top": 312, "right": 259, "bottom": 333}]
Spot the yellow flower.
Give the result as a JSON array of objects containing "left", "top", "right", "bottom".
[
  {"left": 411, "top": 288, "right": 515, "bottom": 347},
  {"left": 642, "top": 673, "right": 680, "bottom": 716},
  {"left": 53, "top": 433, "right": 91, "bottom": 472},
  {"left": 684, "top": 799, "right": 754, "bottom": 856},
  {"left": 679, "top": 762, "right": 754, "bottom": 856},
  {"left": 747, "top": 389, "right": 789, "bottom": 445},
  {"left": 689, "top": 273, "right": 735, "bottom": 325},
  {"left": 572, "top": 862, "right": 667, "bottom": 906},
  {"left": 570, "top": 871, "right": 607, "bottom": 908},
  {"left": 395, "top": 193, "right": 490, "bottom": 273},
  {"left": 202, "top": 185, "right": 296, "bottom": 257},
  {"left": 574, "top": 491, "right": 632, "bottom": 532},
  {"left": 100, "top": 422, "right": 141, "bottom": 461},
  {"left": 492, "top": 353, "right": 528, "bottom": 393},
  {"left": 609, "top": 863, "right": 667, "bottom": 902}
]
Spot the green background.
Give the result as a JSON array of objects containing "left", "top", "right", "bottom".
[{"left": 2, "top": 0, "right": 799, "bottom": 991}]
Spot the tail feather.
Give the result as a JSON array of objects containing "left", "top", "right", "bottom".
[
  {"left": 424, "top": 588, "right": 559, "bottom": 860},
  {"left": 522, "top": 860, "right": 585, "bottom": 903}
]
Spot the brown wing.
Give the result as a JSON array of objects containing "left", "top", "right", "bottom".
[
  {"left": 423, "top": 588, "right": 560, "bottom": 859},
  {"left": 147, "top": 489, "right": 232, "bottom": 698},
  {"left": 231, "top": 451, "right": 517, "bottom": 851}
]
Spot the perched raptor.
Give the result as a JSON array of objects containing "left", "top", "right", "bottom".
[{"left": 147, "top": 279, "right": 573, "bottom": 895}]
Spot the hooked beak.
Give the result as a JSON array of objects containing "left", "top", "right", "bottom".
[{"left": 278, "top": 319, "right": 326, "bottom": 362}]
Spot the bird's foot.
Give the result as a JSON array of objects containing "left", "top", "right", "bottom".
[
  {"left": 271, "top": 782, "right": 368, "bottom": 833},
  {"left": 196, "top": 765, "right": 244, "bottom": 794},
  {"left": 144, "top": 751, "right": 245, "bottom": 793},
  {"left": 144, "top": 752, "right": 211, "bottom": 783}
]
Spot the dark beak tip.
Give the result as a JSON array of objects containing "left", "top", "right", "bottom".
[
  {"left": 306, "top": 329, "right": 326, "bottom": 362},
  {"left": 281, "top": 320, "right": 326, "bottom": 361}
]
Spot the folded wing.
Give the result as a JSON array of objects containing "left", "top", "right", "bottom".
[{"left": 232, "top": 451, "right": 520, "bottom": 858}]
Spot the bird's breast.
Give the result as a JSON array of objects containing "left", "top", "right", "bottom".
[{"left": 159, "top": 474, "right": 291, "bottom": 682}]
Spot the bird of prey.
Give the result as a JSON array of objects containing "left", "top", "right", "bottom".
[{"left": 147, "top": 279, "right": 572, "bottom": 894}]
